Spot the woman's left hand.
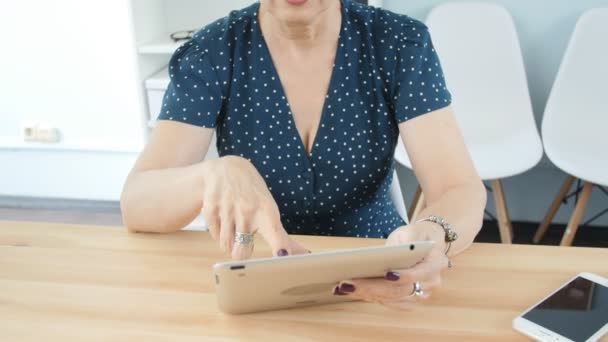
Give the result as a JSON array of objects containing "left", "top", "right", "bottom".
[{"left": 333, "top": 224, "right": 449, "bottom": 310}]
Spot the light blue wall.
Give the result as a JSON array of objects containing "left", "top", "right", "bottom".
[{"left": 383, "top": 0, "right": 608, "bottom": 227}]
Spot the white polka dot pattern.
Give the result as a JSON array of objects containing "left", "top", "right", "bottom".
[{"left": 158, "top": 0, "right": 452, "bottom": 238}]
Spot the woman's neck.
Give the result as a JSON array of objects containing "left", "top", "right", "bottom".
[{"left": 258, "top": 2, "right": 341, "bottom": 49}]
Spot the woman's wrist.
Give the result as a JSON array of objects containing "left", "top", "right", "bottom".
[
  {"left": 403, "top": 222, "right": 448, "bottom": 251},
  {"left": 197, "top": 157, "right": 228, "bottom": 189}
]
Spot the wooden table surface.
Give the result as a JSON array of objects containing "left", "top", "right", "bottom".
[{"left": 1, "top": 220, "right": 607, "bottom": 341}]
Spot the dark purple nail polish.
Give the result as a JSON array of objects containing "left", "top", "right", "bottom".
[
  {"left": 277, "top": 249, "right": 289, "bottom": 257},
  {"left": 385, "top": 271, "right": 400, "bottom": 281},
  {"left": 307, "top": 250, "right": 312, "bottom": 254},
  {"left": 339, "top": 283, "right": 356, "bottom": 293},
  {"left": 333, "top": 286, "right": 348, "bottom": 296}
]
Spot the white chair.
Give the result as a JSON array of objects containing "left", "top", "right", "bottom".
[
  {"left": 394, "top": 2, "right": 543, "bottom": 243},
  {"left": 390, "top": 170, "right": 409, "bottom": 224},
  {"left": 533, "top": 8, "right": 608, "bottom": 246}
]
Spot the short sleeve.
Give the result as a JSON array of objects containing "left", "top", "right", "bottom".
[
  {"left": 157, "top": 40, "right": 224, "bottom": 128},
  {"left": 392, "top": 23, "right": 452, "bottom": 123}
]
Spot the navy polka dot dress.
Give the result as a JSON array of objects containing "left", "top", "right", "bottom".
[{"left": 158, "top": 0, "right": 452, "bottom": 238}]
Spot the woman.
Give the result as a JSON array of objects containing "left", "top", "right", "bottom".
[{"left": 121, "top": 0, "right": 486, "bottom": 308}]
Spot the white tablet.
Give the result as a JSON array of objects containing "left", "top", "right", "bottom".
[{"left": 213, "top": 241, "right": 434, "bottom": 314}]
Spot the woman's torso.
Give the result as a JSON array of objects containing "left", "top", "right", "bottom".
[{"left": 162, "top": 0, "right": 444, "bottom": 237}]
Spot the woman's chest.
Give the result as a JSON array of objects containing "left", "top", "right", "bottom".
[
  {"left": 275, "top": 63, "right": 331, "bottom": 156},
  {"left": 214, "top": 31, "right": 400, "bottom": 201},
  {"left": 218, "top": 63, "right": 398, "bottom": 191}
]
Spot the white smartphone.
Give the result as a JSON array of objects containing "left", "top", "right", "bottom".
[
  {"left": 213, "top": 241, "right": 434, "bottom": 314},
  {"left": 513, "top": 272, "right": 608, "bottom": 342}
]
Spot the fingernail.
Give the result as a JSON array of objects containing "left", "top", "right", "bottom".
[
  {"left": 333, "top": 286, "right": 348, "bottom": 296},
  {"left": 277, "top": 249, "right": 289, "bottom": 257},
  {"left": 339, "top": 282, "right": 356, "bottom": 293},
  {"left": 385, "top": 271, "right": 400, "bottom": 281},
  {"left": 307, "top": 250, "right": 312, "bottom": 254}
]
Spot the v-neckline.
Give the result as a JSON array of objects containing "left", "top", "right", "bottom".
[{"left": 254, "top": 1, "right": 346, "bottom": 161}]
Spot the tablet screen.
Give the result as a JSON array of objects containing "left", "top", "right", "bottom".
[{"left": 523, "top": 276, "right": 608, "bottom": 341}]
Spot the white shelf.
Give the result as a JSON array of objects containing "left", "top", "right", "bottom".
[
  {"left": 145, "top": 67, "right": 170, "bottom": 129},
  {"left": 0, "top": 137, "right": 142, "bottom": 153},
  {"left": 145, "top": 67, "right": 170, "bottom": 89},
  {"left": 138, "top": 36, "right": 185, "bottom": 55}
]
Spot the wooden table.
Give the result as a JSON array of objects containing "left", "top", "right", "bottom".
[{"left": 1, "top": 221, "right": 607, "bottom": 341}]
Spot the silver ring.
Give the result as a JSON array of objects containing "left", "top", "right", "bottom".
[
  {"left": 408, "top": 281, "right": 424, "bottom": 298},
  {"left": 234, "top": 232, "right": 254, "bottom": 246}
]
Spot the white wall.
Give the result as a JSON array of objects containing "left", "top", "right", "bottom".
[
  {"left": 164, "top": 0, "right": 253, "bottom": 32},
  {"left": 0, "top": 150, "right": 138, "bottom": 200},
  {"left": 0, "top": 0, "right": 145, "bottom": 150},
  {"left": 0, "top": 0, "right": 252, "bottom": 201},
  {"left": 0, "top": 1, "right": 146, "bottom": 200}
]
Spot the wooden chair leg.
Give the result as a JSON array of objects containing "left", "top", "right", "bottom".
[
  {"left": 412, "top": 193, "right": 426, "bottom": 222},
  {"left": 533, "top": 175, "right": 576, "bottom": 243},
  {"left": 408, "top": 186, "right": 423, "bottom": 221},
  {"left": 409, "top": 186, "right": 426, "bottom": 222},
  {"left": 560, "top": 182, "right": 593, "bottom": 246},
  {"left": 491, "top": 179, "right": 513, "bottom": 244}
]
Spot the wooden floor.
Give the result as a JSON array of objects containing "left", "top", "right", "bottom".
[{"left": 1, "top": 205, "right": 606, "bottom": 248}]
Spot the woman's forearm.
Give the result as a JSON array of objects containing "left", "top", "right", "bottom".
[
  {"left": 120, "top": 162, "right": 209, "bottom": 233},
  {"left": 413, "top": 180, "right": 487, "bottom": 256}
]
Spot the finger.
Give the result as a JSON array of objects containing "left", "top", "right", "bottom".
[
  {"left": 219, "top": 209, "right": 235, "bottom": 255},
  {"left": 337, "top": 278, "right": 438, "bottom": 303},
  {"left": 387, "top": 253, "right": 448, "bottom": 285},
  {"left": 231, "top": 238, "right": 255, "bottom": 261},
  {"left": 231, "top": 220, "right": 255, "bottom": 262},
  {"left": 383, "top": 265, "right": 432, "bottom": 286},
  {"left": 378, "top": 289, "right": 434, "bottom": 311},
  {"left": 252, "top": 208, "right": 291, "bottom": 257},
  {"left": 385, "top": 227, "right": 409, "bottom": 246},
  {"left": 202, "top": 202, "right": 220, "bottom": 241},
  {"left": 288, "top": 237, "right": 311, "bottom": 255},
  {"left": 231, "top": 207, "right": 257, "bottom": 260},
  {"left": 419, "top": 274, "right": 442, "bottom": 292},
  {"left": 337, "top": 278, "right": 410, "bottom": 302},
  {"left": 226, "top": 209, "right": 249, "bottom": 256}
]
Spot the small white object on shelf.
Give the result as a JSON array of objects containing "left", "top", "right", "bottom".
[
  {"left": 22, "top": 122, "right": 62, "bottom": 143},
  {"left": 138, "top": 36, "right": 185, "bottom": 55}
]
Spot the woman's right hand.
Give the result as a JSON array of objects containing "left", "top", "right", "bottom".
[{"left": 201, "top": 155, "right": 309, "bottom": 260}]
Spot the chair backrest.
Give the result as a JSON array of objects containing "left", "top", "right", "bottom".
[
  {"left": 425, "top": 2, "right": 537, "bottom": 145},
  {"left": 389, "top": 169, "right": 409, "bottom": 224},
  {"left": 542, "top": 8, "right": 608, "bottom": 163}
]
